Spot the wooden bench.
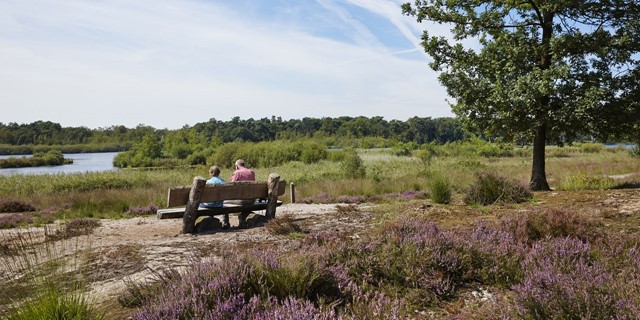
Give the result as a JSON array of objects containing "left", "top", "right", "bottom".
[{"left": 157, "top": 173, "right": 285, "bottom": 234}]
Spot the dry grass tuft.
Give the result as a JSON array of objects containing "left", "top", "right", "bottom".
[{"left": 265, "top": 214, "right": 304, "bottom": 235}]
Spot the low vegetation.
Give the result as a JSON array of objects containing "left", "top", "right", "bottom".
[
  {"left": 0, "top": 150, "right": 72, "bottom": 168},
  {"left": 0, "top": 141, "right": 639, "bottom": 319}
]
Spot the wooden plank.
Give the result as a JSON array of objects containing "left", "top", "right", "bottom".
[
  {"left": 157, "top": 200, "right": 283, "bottom": 219},
  {"left": 167, "top": 180, "right": 286, "bottom": 207}
]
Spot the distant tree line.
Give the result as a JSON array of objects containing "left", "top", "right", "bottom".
[{"left": 0, "top": 116, "right": 467, "bottom": 151}]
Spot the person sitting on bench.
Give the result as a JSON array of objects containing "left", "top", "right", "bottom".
[
  {"left": 199, "top": 165, "right": 225, "bottom": 209},
  {"left": 223, "top": 159, "right": 256, "bottom": 228}
]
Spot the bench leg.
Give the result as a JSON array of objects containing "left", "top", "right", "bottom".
[
  {"left": 222, "top": 214, "right": 230, "bottom": 229},
  {"left": 238, "top": 211, "right": 250, "bottom": 228}
]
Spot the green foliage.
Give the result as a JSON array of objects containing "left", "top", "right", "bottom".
[
  {"left": 464, "top": 172, "right": 532, "bottom": 206},
  {"left": 559, "top": 175, "right": 617, "bottom": 191},
  {"left": 403, "top": 0, "right": 640, "bottom": 189},
  {"left": 429, "top": 174, "right": 452, "bottom": 204},
  {"left": 579, "top": 143, "right": 605, "bottom": 154},
  {"left": 6, "top": 286, "right": 104, "bottom": 320},
  {"left": 340, "top": 149, "right": 365, "bottom": 179},
  {"left": 0, "top": 150, "right": 72, "bottom": 168},
  {"left": 208, "top": 140, "right": 328, "bottom": 168}
]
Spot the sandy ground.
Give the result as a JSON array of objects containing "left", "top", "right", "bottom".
[{"left": 2, "top": 203, "right": 374, "bottom": 306}]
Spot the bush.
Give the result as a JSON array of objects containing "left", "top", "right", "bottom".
[
  {"left": 464, "top": 172, "right": 532, "bottom": 206},
  {"left": 559, "top": 175, "right": 616, "bottom": 190},
  {"left": 265, "top": 214, "right": 303, "bottom": 235},
  {"left": 499, "top": 209, "right": 603, "bottom": 243},
  {"left": 580, "top": 142, "right": 605, "bottom": 153},
  {"left": 340, "top": 150, "right": 365, "bottom": 179},
  {"left": 0, "top": 200, "right": 36, "bottom": 213},
  {"left": 429, "top": 175, "right": 452, "bottom": 204}
]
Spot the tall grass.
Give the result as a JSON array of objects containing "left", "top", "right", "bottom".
[
  {"left": 0, "top": 227, "right": 104, "bottom": 319},
  {"left": 0, "top": 145, "right": 638, "bottom": 223}
]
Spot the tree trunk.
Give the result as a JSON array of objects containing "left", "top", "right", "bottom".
[{"left": 530, "top": 124, "right": 551, "bottom": 191}]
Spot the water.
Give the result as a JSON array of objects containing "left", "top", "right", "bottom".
[{"left": 0, "top": 152, "right": 119, "bottom": 176}]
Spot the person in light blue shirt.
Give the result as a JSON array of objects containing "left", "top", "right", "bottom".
[{"left": 199, "top": 165, "right": 225, "bottom": 208}]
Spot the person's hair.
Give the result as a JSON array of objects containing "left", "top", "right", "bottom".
[
  {"left": 209, "top": 165, "right": 221, "bottom": 177},
  {"left": 235, "top": 159, "right": 246, "bottom": 168}
]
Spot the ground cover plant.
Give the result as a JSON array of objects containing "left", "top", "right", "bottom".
[
  {"left": 123, "top": 207, "right": 640, "bottom": 319},
  {"left": 0, "top": 142, "right": 639, "bottom": 319}
]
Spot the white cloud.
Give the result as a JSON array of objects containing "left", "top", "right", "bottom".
[{"left": 0, "top": 0, "right": 452, "bottom": 129}]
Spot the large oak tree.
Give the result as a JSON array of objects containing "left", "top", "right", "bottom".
[{"left": 403, "top": 0, "right": 640, "bottom": 190}]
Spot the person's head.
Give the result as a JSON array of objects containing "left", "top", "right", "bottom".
[
  {"left": 209, "top": 165, "right": 221, "bottom": 177},
  {"left": 234, "top": 159, "right": 246, "bottom": 169}
]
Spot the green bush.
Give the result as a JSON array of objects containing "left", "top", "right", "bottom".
[
  {"left": 579, "top": 142, "right": 605, "bottom": 153},
  {"left": 300, "top": 142, "right": 328, "bottom": 164},
  {"left": 559, "top": 175, "right": 616, "bottom": 191},
  {"left": 429, "top": 175, "right": 452, "bottom": 204},
  {"left": 464, "top": 172, "right": 532, "bottom": 205},
  {"left": 340, "top": 150, "right": 365, "bottom": 178}
]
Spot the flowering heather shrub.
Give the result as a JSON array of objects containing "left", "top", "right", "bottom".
[
  {"left": 0, "top": 214, "right": 33, "bottom": 229},
  {"left": 464, "top": 171, "right": 532, "bottom": 205},
  {"left": 0, "top": 200, "right": 36, "bottom": 213},
  {"left": 133, "top": 250, "right": 345, "bottom": 319},
  {"left": 504, "top": 238, "right": 639, "bottom": 319},
  {"left": 335, "top": 195, "right": 367, "bottom": 204},
  {"left": 126, "top": 203, "right": 158, "bottom": 216},
  {"left": 499, "top": 209, "right": 603, "bottom": 243},
  {"left": 301, "top": 192, "right": 334, "bottom": 204},
  {"left": 302, "top": 191, "right": 426, "bottom": 204}
]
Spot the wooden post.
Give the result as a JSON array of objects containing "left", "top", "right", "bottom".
[
  {"left": 265, "top": 173, "right": 280, "bottom": 220},
  {"left": 290, "top": 182, "right": 296, "bottom": 203},
  {"left": 182, "top": 176, "right": 206, "bottom": 234}
]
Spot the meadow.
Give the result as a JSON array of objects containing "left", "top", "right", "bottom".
[{"left": 0, "top": 142, "right": 639, "bottom": 319}]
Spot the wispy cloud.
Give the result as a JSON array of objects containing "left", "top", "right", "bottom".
[{"left": 0, "top": 0, "right": 451, "bottom": 129}]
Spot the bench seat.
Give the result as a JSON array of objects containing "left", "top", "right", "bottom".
[{"left": 157, "top": 200, "right": 283, "bottom": 219}]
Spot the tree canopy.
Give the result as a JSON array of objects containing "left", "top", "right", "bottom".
[{"left": 403, "top": 0, "right": 640, "bottom": 190}]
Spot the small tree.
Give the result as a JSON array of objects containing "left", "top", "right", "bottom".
[{"left": 403, "top": 1, "right": 640, "bottom": 190}]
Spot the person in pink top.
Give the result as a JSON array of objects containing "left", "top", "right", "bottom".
[
  {"left": 230, "top": 159, "right": 256, "bottom": 182},
  {"left": 223, "top": 159, "right": 256, "bottom": 228}
]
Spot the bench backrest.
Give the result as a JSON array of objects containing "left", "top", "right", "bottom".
[{"left": 167, "top": 180, "right": 286, "bottom": 207}]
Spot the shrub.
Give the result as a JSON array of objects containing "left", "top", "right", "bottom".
[
  {"left": 300, "top": 142, "right": 328, "bottom": 164},
  {"left": 559, "top": 175, "right": 616, "bottom": 190},
  {"left": 499, "top": 209, "right": 603, "bottom": 244},
  {"left": 504, "top": 238, "right": 635, "bottom": 319},
  {"left": 265, "top": 214, "right": 303, "bottom": 235},
  {"left": 126, "top": 203, "right": 158, "bottom": 216},
  {"left": 464, "top": 172, "right": 532, "bottom": 206},
  {"left": 413, "top": 148, "right": 433, "bottom": 166},
  {"left": 0, "top": 214, "right": 33, "bottom": 229},
  {"left": 46, "top": 218, "right": 101, "bottom": 240},
  {"left": 0, "top": 200, "right": 36, "bottom": 213},
  {"left": 429, "top": 175, "right": 452, "bottom": 204},
  {"left": 580, "top": 142, "right": 605, "bottom": 153},
  {"left": 340, "top": 150, "right": 365, "bottom": 179}
]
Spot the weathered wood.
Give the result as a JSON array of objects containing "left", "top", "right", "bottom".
[
  {"left": 157, "top": 200, "right": 283, "bottom": 219},
  {"left": 265, "top": 173, "right": 280, "bottom": 220},
  {"left": 167, "top": 180, "right": 286, "bottom": 208},
  {"left": 290, "top": 182, "right": 296, "bottom": 204},
  {"left": 182, "top": 176, "right": 206, "bottom": 234}
]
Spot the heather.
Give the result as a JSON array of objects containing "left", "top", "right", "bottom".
[{"left": 129, "top": 208, "right": 640, "bottom": 319}]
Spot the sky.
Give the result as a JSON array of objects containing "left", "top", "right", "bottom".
[{"left": 0, "top": 0, "right": 454, "bottom": 129}]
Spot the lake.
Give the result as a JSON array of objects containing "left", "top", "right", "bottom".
[{"left": 0, "top": 152, "right": 118, "bottom": 176}]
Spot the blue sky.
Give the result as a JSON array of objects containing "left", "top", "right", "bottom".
[{"left": 0, "top": 0, "right": 453, "bottom": 129}]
